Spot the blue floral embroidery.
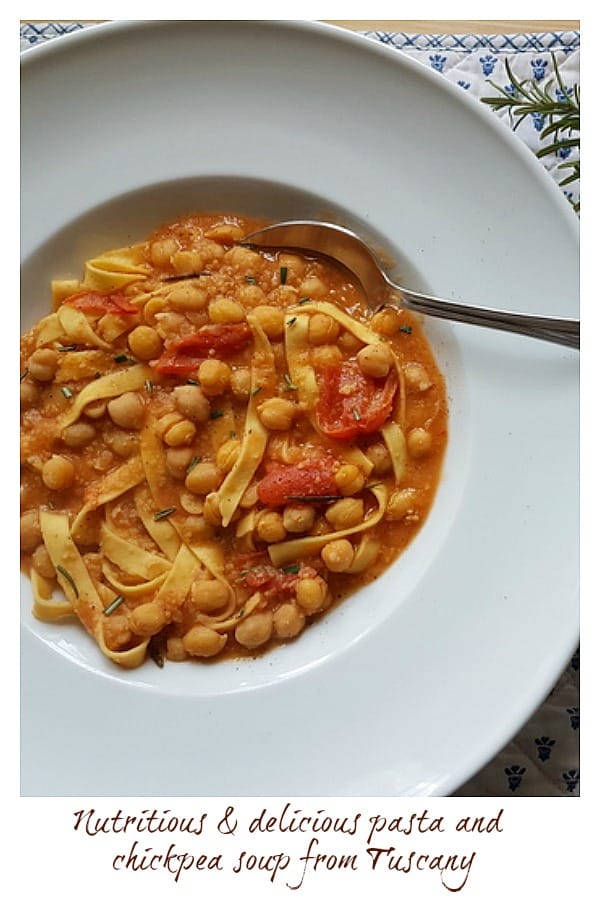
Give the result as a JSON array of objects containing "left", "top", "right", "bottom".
[
  {"left": 531, "top": 111, "right": 546, "bottom": 132},
  {"left": 562, "top": 769, "right": 579, "bottom": 793},
  {"left": 504, "top": 765, "right": 526, "bottom": 792},
  {"left": 429, "top": 53, "right": 447, "bottom": 72},
  {"left": 567, "top": 707, "right": 579, "bottom": 730},
  {"left": 556, "top": 85, "right": 574, "bottom": 102},
  {"left": 558, "top": 146, "right": 572, "bottom": 160},
  {"left": 479, "top": 54, "right": 497, "bottom": 76},
  {"left": 457, "top": 80, "right": 471, "bottom": 90},
  {"left": 531, "top": 57, "right": 548, "bottom": 80},
  {"left": 534, "top": 736, "right": 556, "bottom": 762}
]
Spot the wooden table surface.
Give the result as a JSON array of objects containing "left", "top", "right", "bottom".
[{"left": 326, "top": 20, "right": 579, "bottom": 33}]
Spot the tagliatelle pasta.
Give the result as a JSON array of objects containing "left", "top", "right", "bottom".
[{"left": 20, "top": 212, "right": 447, "bottom": 667}]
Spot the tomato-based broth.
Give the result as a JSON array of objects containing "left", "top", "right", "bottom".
[{"left": 20, "top": 213, "right": 448, "bottom": 668}]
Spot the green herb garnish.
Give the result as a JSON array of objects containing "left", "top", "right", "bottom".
[
  {"left": 58, "top": 344, "right": 78, "bottom": 352},
  {"left": 398, "top": 325, "right": 412, "bottom": 334},
  {"left": 61, "top": 386, "right": 73, "bottom": 399},
  {"left": 210, "top": 409, "right": 224, "bottom": 419},
  {"left": 287, "top": 316, "right": 297, "bottom": 327},
  {"left": 352, "top": 408, "right": 361, "bottom": 421},
  {"left": 280, "top": 266, "right": 288, "bottom": 284},
  {"left": 103, "top": 595, "right": 125, "bottom": 616},
  {"left": 287, "top": 494, "right": 341, "bottom": 503},
  {"left": 186, "top": 455, "right": 201, "bottom": 474},
  {"left": 282, "top": 373, "right": 297, "bottom": 391},
  {"left": 56, "top": 565, "right": 79, "bottom": 598},
  {"left": 283, "top": 563, "right": 301, "bottom": 575},
  {"left": 114, "top": 353, "right": 136, "bottom": 364},
  {"left": 251, "top": 386, "right": 262, "bottom": 397},
  {"left": 144, "top": 379, "right": 154, "bottom": 393},
  {"left": 298, "top": 296, "right": 311, "bottom": 305},
  {"left": 245, "top": 275, "right": 257, "bottom": 284},
  {"left": 153, "top": 506, "right": 177, "bottom": 521},
  {"left": 187, "top": 378, "right": 200, "bottom": 386},
  {"left": 20, "top": 369, "right": 29, "bottom": 382}
]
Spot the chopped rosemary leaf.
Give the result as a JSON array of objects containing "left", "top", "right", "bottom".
[
  {"left": 210, "top": 409, "right": 224, "bottom": 419},
  {"left": 252, "top": 386, "right": 262, "bottom": 397},
  {"left": 144, "top": 379, "right": 154, "bottom": 393},
  {"left": 103, "top": 595, "right": 125, "bottom": 616},
  {"left": 398, "top": 325, "right": 412, "bottom": 334},
  {"left": 245, "top": 275, "right": 257, "bottom": 284},
  {"left": 114, "top": 353, "right": 136, "bottom": 364},
  {"left": 20, "top": 368, "right": 29, "bottom": 382},
  {"left": 298, "top": 296, "right": 311, "bottom": 305},
  {"left": 352, "top": 407, "right": 361, "bottom": 421},
  {"left": 283, "top": 563, "right": 300, "bottom": 575},
  {"left": 186, "top": 455, "right": 201, "bottom": 474},
  {"left": 187, "top": 378, "right": 200, "bottom": 386},
  {"left": 283, "top": 373, "right": 297, "bottom": 391},
  {"left": 61, "top": 386, "right": 73, "bottom": 399},
  {"left": 287, "top": 316, "right": 297, "bottom": 327},
  {"left": 280, "top": 266, "right": 288, "bottom": 284},
  {"left": 56, "top": 565, "right": 79, "bottom": 598},
  {"left": 58, "top": 344, "right": 78, "bottom": 352},
  {"left": 153, "top": 506, "right": 177, "bottom": 521}
]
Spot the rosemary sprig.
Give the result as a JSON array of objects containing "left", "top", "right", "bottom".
[{"left": 481, "top": 55, "right": 580, "bottom": 212}]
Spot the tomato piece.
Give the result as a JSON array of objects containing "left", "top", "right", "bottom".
[
  {"left": 237, "top": 563, "right": 319, "bottom": 598},
  {"left": 257, "top": 459, "right": 340, "bottom": 508},
  {"left": 65, "top": 291, "right": 139, "bottom": 315},
  {"left": 315, "top": 360, "right": 397, "bottom": 439},
  {"left": 153, "top": 323, "right": 252, "bottom": 376}
]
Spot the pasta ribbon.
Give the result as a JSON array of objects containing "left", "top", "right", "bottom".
[
  {"left": 100, "top": 521, "right": 171, "bottom": 580},
  {"left": 57, "top": 304, "right": 113, "bottom": 350},
  {"left": 214, "top": 312, "right": 272, "bottom": 527},
  {"left": 268, "top": 483, "right": 388, "bottom": 568},
  {"left": 381, "top": 421, "right": 407, "bottom": 484},
  {"left": 134, "top": 485, "right": 181, "bottom": 561},
  {"left": 31, "top": 569, "right": 73, "bottom": 621},
  {"left": 58, "top": 363, "right": 152, "bottom": 429},
  {"left": 71, "top": 456, "right": 146, "bottom": 542},
  {"left": 82, "top": 244, "right": 149, "bottom": 292}
]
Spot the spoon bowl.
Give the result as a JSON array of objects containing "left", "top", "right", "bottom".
[{"left": 242, "top": 219, "right": 579, "bottom": 349}]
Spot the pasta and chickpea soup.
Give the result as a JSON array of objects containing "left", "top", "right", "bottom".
[{"left": 20, "top": 213, "right": 447, "bottom": 668}]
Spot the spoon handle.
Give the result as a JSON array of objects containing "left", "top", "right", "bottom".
[{"left": 397, "top": 287, "right": 580, "bottom": 349}]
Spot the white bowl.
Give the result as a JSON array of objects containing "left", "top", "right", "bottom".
[{"left": 20, "top": 20, "right": 579, "bottom": 796}]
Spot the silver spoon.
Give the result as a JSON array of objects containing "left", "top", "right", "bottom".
[{"left": 241, "top": 220, "right": 579, "bottom": 350}]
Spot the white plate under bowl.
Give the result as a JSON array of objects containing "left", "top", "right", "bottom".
[{"left": 20, "top": 20, "right": 579, "bottom": 796}]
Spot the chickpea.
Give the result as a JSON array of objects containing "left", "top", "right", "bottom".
[
  {"left": 256, "top": 510, "right": 287, "bottom": 543},
  {"left": 407, "top": 427, "right": 433, "bottom": 458},
  {"left": 386, "top": 487, "right": 418, "bottom": 521},
  {"left": 130, "top": 600, "right": 168, "bottom": 636},
  {"left": 197, "top": 359, "right": 231, "bottom": 397},
  {"left": 203, "top": 492, "right": 223, "bottom": 527},
  {"left": 28, "top": 348, "right": 58, "bottom": 382},
  {"left": 308, "top": 313, "right": 340, "bottom": 345},
  {"left": 325, "top": 497, "right": 364, "bottom": 530},
  {"left": 149, "top": 237, "right": 179, "bottom": 268},
  {"left": 32, "top": 544, "right": 55, "bottom": 579},
  {"left": 163, "top": 418, "right": 196, "bottom": 448},
  {"left": 171, "top": 249, "right": 205, "bottom": 275},
  {"left": 179, "top": 490, "right": 205, "bottom": 514},
  {"left": 371, "top": 307, "right": 403, "bottom": 336},
  {"left": 236, "top": 284, "right": 266, "bottom": 308},
  {"left": 181, "top": 514, "right": 215, "bottom": 541},
  {"left": 253, "top": 305, "right": 284, "bottom": 339},
  {"left": 42, "top": 455, "right": 75, "bottom": 491},
  {"left": 182, "top": 624, "right": 227, "bottom": 658},
  {"left": 20, "top": 509, "right": 42, "bottom": 552},
  {"left": 334, "top": 464, "right": 366, "bottom": 496},
  {"left": 127, "top": 325, "right": 163, "bottom": 360},
  {"left": 273, "top": 603, "right": 306, "bottom": 639},
  {"left": 257, "top": 397, "right": 297, "bottom": 431},
  {"left": 338, "top": 332, "right": 363, "bottom": 355},
  {"left": 311, "top": 345, "right": 343, "bottom": 367},
  {"left": 216, "top": 438, "right": 241, "bottom": 473},
  {"left": 61, "top": 422, "right": 96, "bottom": 448},
  {"left": 165, "top": 447, "right": 194, "bottom": 479},
  {"left": 189, "top": 579, "right": 230, "bottom": 613},
  {"left": 403, "top": 361, "right": 433, "bottom": 392},
  {"left": 357, "top": 342, "right": 393, "bottom": 378},
  {"left": 240, "top": 482, "right": 259, "bottom": 509},
  {"left": 321, "top": 539, "right": 355, "bottom": 573},
  {"left": 282, "top": 504, "right": 316, "bottom": 534},
  {"left": 107, "top": 391, "right": 145, "bottom": 430},
  {"left": 235, "top": 610, "right": 273, "bottom": 650},
  {"left": 225, "top": 245, "right": 263, "bottom": 272},
  {"left": 298, "top": 275, "right": 327, "bottom": 299},
  {"left": 108, "top": 431, "right": 138, "bottom": 458},
  {"left": 166, "top": 636, "right": 188, "bottom": 662},
  {"left": 143, "top": 296, "right": 168, "bottom": 324},
  {"left": 230, "top": 367, "right": 251, "bottom": 400},
  {"left": 208, "top": 297, "right": 246, "bottom": 324},
  {"left": 83, "top": 399, "right": 107, "bottom": 420},
  {"left": 20, "top": 380, "right": 39, "bottom": 409},
  {"left": 185, "top": 461, "right": 222, "bottom": 495},
  {"left": 295, "top": 576, "right": 329, "bottom": 614},
  {"left": 278, "top": 252, "right": 306, "bottom": 281},
  {"left": 172, "top": 384, "right": 210, "bottom": 423},
  {"left": 365, "top": 442, "right": 392, "bottom": 476}
]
